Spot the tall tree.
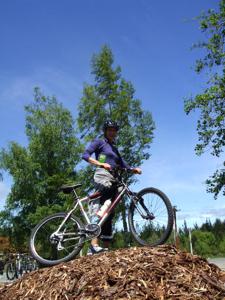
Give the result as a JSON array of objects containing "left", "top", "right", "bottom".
[
  {"left": 184, "top": 0, "right": 225, "bottom": 198},
  {"left": 0, "top": 88, "right": 82, "bottom": 249},
  {"left": 77, "top": 45, "right": 155, "bottom": 243}
]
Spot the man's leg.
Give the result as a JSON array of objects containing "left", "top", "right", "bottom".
[
  {"left": 89, "top": 188, "right": 116, "bottom": 254},
  {"left": 88, "top": 169, "right": 116, "bottom": 254},
  {"left": 100, "top": 210, "right": 114, "bottom": 248},
  {"left": 99, "top": 185, "right": 117, "bottom": 248}
]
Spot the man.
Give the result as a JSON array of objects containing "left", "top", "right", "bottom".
[{"left": 82, "top": 120, "right": 141, "bottom": 255}]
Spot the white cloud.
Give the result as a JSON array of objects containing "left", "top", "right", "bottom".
[
  {"left": 0, "top": 67, "right": 83, "bottom": 111},
  {"left": 201, "top": 208, "right": 225, "bottom": 218}
]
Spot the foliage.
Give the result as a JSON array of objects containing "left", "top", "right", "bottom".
[
  {"left": 0, "top": 88, "right": 82, "bottom": 249},
  {"left": 184, "top": 0, "right": 225, "bottom": 198},
  {"left": 191, "top": 230, "right": 217, "bottom": 257}
]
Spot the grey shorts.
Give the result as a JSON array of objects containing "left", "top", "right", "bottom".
[{"left": 94, "top": 167, "right": 116, "bottom": 191}]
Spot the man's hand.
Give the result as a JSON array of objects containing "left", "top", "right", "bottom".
[
  {"left": 132, "top": 167, "right": 142, "bottom": 174},
  {"left": 101, "top": 163, "right": 112, "bottom": 171}
]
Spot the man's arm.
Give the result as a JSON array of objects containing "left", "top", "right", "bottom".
[{"left": 82, "top": 140, "right": 111, "bottom": 170}]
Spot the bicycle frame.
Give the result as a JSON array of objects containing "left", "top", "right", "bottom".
[{"left": 54, "top": 180, "right": 135, "bottom": 238}]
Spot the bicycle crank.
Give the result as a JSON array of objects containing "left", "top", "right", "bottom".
[{"left": 81, "top": 224, "right": 101, "bottom": 237}]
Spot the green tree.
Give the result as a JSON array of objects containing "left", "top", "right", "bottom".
[
  {"left": 218, "top": 237, "right": 225, "bottom": 255},
  {"left": 192, "top": 230, "right": 217, "bottom": 257},
  {"left": 200, "top": 219, "right": 213, "bottom": 232},
  {"left": 184, "top": 0, "right": 225, "bottom": 198},
  {"left": 211, "top": 218, "right": 225, "bottom": 240},
  {"left": 0, "top": 88, "right": 82, "bottom": 249},
  {"left": 77, "top": 45, "right": 155, "bottom": 244}
]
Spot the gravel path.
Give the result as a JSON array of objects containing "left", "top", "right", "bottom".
[
  {"left": 208, "top": 258, "right": 225, "bottom": 270},
  {"left": 0, "top": 273, "right": 11, "bottom": 284}
]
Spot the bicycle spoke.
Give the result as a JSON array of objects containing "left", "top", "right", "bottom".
[{"left": 129, "top": 188, "right": 173, "bottom": 246}]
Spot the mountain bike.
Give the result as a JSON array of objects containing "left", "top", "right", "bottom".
[{"left": 29, "top": 168, "right": 174, "bottom": 266}]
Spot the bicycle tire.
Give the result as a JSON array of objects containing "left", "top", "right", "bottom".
[
  {"left": 26, "top": 257, "right": 37, "bottom": 272},
  {"left": 128, "top": 187, "right": 174, "bottom": 246},
  {"left": 29, "top": 212, "right": 85, "bottom": 266},
  {"left": 6, "top": 262, "right": 16, "bottom": 280},
  {"left": 31, "top": 259, "right": 38, "bottom": 271}
]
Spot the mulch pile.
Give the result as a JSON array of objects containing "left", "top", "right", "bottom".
[{"left": 0, "top": 245, "right": 225, "bottom": 300}]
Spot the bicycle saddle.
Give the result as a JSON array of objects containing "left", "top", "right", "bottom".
[{"left": 60, "top": 183, "right": 82, "bottom": 194}]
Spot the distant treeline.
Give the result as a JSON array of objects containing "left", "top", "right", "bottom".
[{"left": 178, "top": 219, "right": 225, "bottom": 258}]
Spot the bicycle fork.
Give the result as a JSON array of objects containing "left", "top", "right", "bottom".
[{"left": 133, "top": 195, "right": 155, "bottom": 220}]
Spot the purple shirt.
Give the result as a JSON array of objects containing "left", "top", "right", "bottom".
[{"left": 82, "top": 138, "right": 131, "bottom": 169}]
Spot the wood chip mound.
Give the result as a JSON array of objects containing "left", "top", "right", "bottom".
[{"left": 0, "top": 245, "right": 225, "bottom": 300}]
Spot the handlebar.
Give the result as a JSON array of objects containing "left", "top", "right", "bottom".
[{"left": 108, "top": 167, "right": 134, "bottom": 183}]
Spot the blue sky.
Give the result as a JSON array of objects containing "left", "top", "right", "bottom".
[{"left": 0, "top": 0, "right": 224, "bottom": 228}]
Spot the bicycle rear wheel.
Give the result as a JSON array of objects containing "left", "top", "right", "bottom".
[
  {"left": 128, "top": 187, "right": 174, "bottom": 246},
  {"left": 6, "top": 262, "right": 16, "bottom": 280},
  {"left": 30, "top": 212, "right": 85, "bottom": 266}
]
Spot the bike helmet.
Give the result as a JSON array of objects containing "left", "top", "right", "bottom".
[{"left": 103, "top": 120, "right": 119, "bottom": 132}]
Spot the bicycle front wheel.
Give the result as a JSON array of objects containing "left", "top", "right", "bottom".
[
  {"left": 128, "top": 187, "right": 174, "bottom": 246},
  {"left": 30, "top": 212, "right": 85, "bottom": 266}
]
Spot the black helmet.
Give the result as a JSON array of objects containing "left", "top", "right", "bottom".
[{"left": 103, "top": 120, "right": 119, "bottom": 132}]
